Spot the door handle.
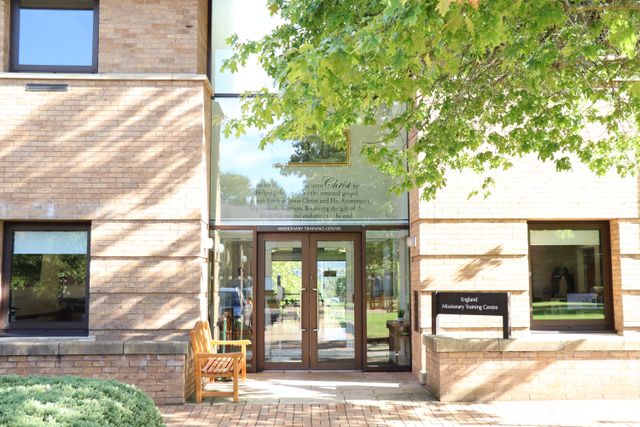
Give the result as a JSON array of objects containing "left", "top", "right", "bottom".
[
  {"left": 312, "top": 288, "right": 317, "bottom": 292},
  {"left": 301, "top": 288, "right": 307, "bottom": 291},
  {"left": 301, "top": 328, "right": 307, "bottom": 332},
  {"left": 312, "top": 328, "right": 319, "bottom": 332}
]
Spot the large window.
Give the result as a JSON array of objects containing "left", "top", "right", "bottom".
[
  {"left": 366, "top": 230, "right": 410, "bottom": 369},
  {"left": 11, "top": 0, "right": 98, "bottom": 72},
  {"left": 529, "top": 222, "right": 612, "bottom": 331},
  {"left": 2, "top": 223, "right": 90, "bottom": 334},
  {"left": 209, "top": 230, "right": 254, "bottom": 366}
]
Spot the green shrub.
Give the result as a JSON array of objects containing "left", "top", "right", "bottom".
[{"left": 0, "top": 375, "right": 164, "bottom": 427}]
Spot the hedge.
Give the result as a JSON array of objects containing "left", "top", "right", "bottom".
[{"left": 0, "top": 375, "right": 164, "bottom": 427}]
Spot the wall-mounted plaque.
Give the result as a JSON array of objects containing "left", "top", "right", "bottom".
[{"left": 432, "top": 292, "right": 510, "bottom": 339}]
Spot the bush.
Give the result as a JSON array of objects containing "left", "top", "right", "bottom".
[{"left": 0, "top": 375, "right": 164, "bottom": 427}]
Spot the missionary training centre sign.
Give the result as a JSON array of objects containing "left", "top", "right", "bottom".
[{"left": 432, "top": 292, "right": 511, "bottom": 339}]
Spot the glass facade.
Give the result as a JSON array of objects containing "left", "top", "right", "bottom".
[
  {"left": 211, "top": 98, "right": 408, "bottom": 225},
  {"left": 365, "top": 230, "right": 410, "bottom": 368},
  {"left": 209, "top": 0, "right": 411, "bottom": 371}
]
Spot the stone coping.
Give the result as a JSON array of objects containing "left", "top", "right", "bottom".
[
  {"left": 0, "top": 340, "right": 189, "bottom": 356},
  {"left": 424, "top": 333, "right": 640, "bottom": 353},
  {"left": 0, "top": 72, "right": 213, "bottom": 95}
]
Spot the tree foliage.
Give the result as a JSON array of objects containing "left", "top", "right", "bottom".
[{"left": 224, "top": 0, "right": 640, "bottom": 199}]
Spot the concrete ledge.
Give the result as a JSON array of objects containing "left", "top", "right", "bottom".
[
  {"left": 59, "top": 341, "right": 124, "bottom": 355},
  {"left": 124, "top": 341, "right": 189, "bottom": 355},
  {"left": 0, "top": 342, "right": 60, "bottom": 356},
  {"left": 0, "top": 72, "right": 213, "bottom": 94},
  {"left": 0, "top": 340, "right": 187, "bottom": 356},
  {"left": 424, "top": 333, "right": 640, "bottom": 353}
]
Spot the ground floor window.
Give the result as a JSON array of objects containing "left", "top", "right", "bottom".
[
  {"left": 209, "top": 230, "right": 254, "bottom": 366},
  {"left": 1, "top": 222, "right": 90, "bottom": 334},
  {"left": 365, "top": 230, "right": 411, "bottom": 368},
  {"left": 529, "top": 222, "right": 612, "bottom": 331}
]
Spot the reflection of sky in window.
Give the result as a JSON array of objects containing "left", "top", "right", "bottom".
[
  {"left": 219, "top": 128, "right": 306, "bottom": 195},
  {"left": 14, "top": 231, "right": 88, "bottom": 255},
  {"left": 19, "top": 9, "right": 94, "bottom": 66},
  {"left": 212, "top": 0, "right": 281, "bottom": 93},
  {"left": 216, "top": 97, "right": 305, "bottom": 195}
]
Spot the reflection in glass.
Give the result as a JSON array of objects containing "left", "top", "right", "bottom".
[
  {"left": 530, "top": 228, "right": 605, "bottom": 321},
  {"left": 9, "top": 231, "right": 88, "bottom": 323},
  {"left": 264, "top": 241, "right": 303, "bottom": 363},
  {"left": 366, "top": 230, "right": 410, "bottom": 368},
  {"left": 211, "top": 0, "right": 279, "bottom": 92},
  {"left": 211, "top": 98, "right": 408, "bottom": 225},
  {"left": 316, "top": 241, "right": 355, "bottom": 362},
  {"left": 283, "top": 135, "right": 349, "bottom": 166},
  {"left": 210, "top": 230, "right": 254, "bottom": 365}
]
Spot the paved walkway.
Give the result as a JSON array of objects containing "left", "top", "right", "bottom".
[{"left": 159, "top": 372, "right": 640, "bottom": 426}]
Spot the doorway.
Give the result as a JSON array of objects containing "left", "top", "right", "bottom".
[{"left": 256, "top": 233, "right": 362, "bottom": 370}]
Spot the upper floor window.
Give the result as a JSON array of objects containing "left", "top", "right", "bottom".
[{"left": 11, "top": 0, "right": 98, "bottom": 72}]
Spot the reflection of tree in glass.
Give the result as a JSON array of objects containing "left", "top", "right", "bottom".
[
  {"left": 288, "top": 136, "right": 347, "bottom": 164},
  {"left": 10, "top": 254, "right": 86, "bottom": 297},
  {"left": 220, "top": 173, "right": 252, "bottom": 205},
  {"left": 271, "top": 261, "right": 301, "bottom": 299},
  {"left": 255, "top": 179, "right": 287, "bottom": 209}
]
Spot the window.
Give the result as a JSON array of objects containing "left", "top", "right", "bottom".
[
  {"left": 366, "top": 229, "right": 411, "bottom": 369},
  {"left": 11, "top": 0, "right": 98, "bottom": 72},
  {"left": 529, "top": 222, "right": 612, "bottom": 331},
  {"left": 2, "top": 223, "right": 90, "bottom": 334},
  {"left": 209, "top": 230, "right": 254, "bottom": 367}
]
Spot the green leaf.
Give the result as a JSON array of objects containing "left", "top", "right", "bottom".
[
  {"left": 436, "top": 0, "right": 452, "bottom": 16},
  {"left": 464, "top": 16, "right": 475, "bottom": 35}
]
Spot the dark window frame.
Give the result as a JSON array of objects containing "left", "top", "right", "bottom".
[
  {"left": 528, "top": 221, "right": 614, "bottom": 332},
  {"left": 10, "top": 0, "right": 100, "bottom": 73},
  {"left": 1, "top": 222, "right": 90, "bottom": 336}
]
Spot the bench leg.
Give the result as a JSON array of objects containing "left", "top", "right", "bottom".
[
  {"left": 195, "top": 366, "right": 203, "bottom": 403},
  {"left": 233, "top": 359, "right": 239, "bottom": 402}
]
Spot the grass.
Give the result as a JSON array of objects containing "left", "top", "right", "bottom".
[{"left": 367, "top": 310, "right": 402, "bottom": 339}]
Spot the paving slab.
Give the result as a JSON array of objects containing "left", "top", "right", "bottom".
[{"left": 165, "top": 372, "right": 640, "bottom": 426}]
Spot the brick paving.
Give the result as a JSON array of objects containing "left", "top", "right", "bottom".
[{"left": 159, "top": 372, "right": 640, "bottom": 426}]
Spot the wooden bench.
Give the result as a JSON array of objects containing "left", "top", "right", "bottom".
[{"left": 190, "top": 320, "right": 251, "bottom": 403}]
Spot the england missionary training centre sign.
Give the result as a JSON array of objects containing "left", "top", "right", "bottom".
[{"left": 432, "top": 292, "right": 511, "bottom": 338}]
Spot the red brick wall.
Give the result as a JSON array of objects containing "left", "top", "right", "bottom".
[{"left": 0, "top": 354, "right": 188, "bottom": 404}]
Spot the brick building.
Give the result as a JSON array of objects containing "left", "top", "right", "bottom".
[{"left": 0, "top": 0, "right": 638, "bottom": 404}]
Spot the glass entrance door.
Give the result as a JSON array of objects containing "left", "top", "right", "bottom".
[{"left": 258, "top": 233, "right": 361, "bottom": 370}]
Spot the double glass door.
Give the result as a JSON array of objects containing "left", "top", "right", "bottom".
[{"left": 257, "top": 233, "right": 362, "bottom": 370}]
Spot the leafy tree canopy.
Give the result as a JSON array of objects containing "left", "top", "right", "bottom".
[{"left": 223, "top": 0, "right": 640, "bottom": 199}]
